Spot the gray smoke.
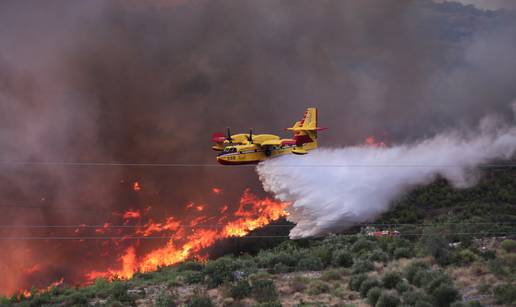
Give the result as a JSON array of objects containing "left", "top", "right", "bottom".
[
  {"left": 257, "top": 109, "right": 516, "bottom": 238},
  {"left": 1, "top": 0, "right": 516, "bottom": 292}
]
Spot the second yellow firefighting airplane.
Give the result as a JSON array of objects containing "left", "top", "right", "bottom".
[{"left": 212, "top": 107, "right": 325, "bottom": 165}]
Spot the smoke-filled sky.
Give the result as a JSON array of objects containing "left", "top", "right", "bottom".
[{"left": 0, "top": 0, "right": 516, "bottom": 293}]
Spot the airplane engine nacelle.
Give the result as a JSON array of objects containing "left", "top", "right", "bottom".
[{"left": 292, "top": 148, "right": 307, "bottom": 155}]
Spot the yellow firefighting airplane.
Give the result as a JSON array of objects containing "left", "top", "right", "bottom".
[{"left": 212, "top": 107, "right": 325, "bottom": 165}]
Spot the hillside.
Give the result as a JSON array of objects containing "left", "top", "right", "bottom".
[{"left": 2, "top": 167, "right": 515, "bottom": 307}]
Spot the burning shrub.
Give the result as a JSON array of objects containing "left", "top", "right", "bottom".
[
  {"left": 382, "top": 271, "right": 403, "bottom": 289},
  {"left": 332, "top": 250, "right": 354, "bottom": 268},
  {"left": 296, "top": 257, "right": 324, "bottom": 271},
  {"left": 359, "top": 277, "right": 381, "bottom": 298},
  {"left": 251, "top": 279, "right": 278, "bottom": 303}
]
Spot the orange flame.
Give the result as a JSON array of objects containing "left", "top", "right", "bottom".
[
  {"left": 132, "top": 181, "right": 141, "bottom": 192},
  {"left": 365, "top": 136, "right": 387, "bottom": 147},
  {"left": 86, "top": 189, "right": 289, "bottom": 281},
  {"left": 123, "top": 210, "right": 141, "bottom": 219}
]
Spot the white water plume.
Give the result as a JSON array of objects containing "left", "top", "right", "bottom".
[{"left": 257, "top": 115, "right": 516, "bottom": 238}]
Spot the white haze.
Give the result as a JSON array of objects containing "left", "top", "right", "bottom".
[{"left": 257, "top": 113, "right": 516, "bottom": 238}]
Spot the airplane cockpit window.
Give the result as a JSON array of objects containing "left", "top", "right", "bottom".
[{"left": 220, "top": 147, "right": 237, "bottom": 155}]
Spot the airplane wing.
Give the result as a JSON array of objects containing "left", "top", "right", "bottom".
[{"left": 259, "top": 139, "right": 282, "bottom": 146}]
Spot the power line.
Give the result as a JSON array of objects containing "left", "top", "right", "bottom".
[
  {"left": 0, "top": 222, "right": 514, "bottom": 229},
  {"left": 0, "top": 232, "right": 514, "bottom": 240},
  {"left": 1, "top": 161, "right": 516, "bottom": 168}
]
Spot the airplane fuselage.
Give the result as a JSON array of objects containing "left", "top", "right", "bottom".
[{"left": 216, "top": 141, "right": 317, "bottom": 165}]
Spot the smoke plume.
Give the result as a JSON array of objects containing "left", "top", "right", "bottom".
[
  {"left": 1, "top": 0, "right": 516, "bottom": 293},
  {"left": 257, "top": 112, "right": 516, "bottom": 238}
]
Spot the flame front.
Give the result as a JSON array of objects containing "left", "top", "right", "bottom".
[{"left": 85, "top": 188, "right": 289, "bottom": 281}]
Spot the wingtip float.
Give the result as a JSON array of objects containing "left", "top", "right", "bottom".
[{"left": 212, "top": 107, "right": 326, "bottom": 165}]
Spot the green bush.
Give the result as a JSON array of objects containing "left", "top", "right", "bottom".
[
  {"left": 493, "top": 283, "right": 516, "bottom": 305},
  {"left": 251, "top": 279, "right": 278, "bottom": 303},
  {"left": 351, "top": 260, "right": 374, "bottom": 274},
  {"left": 332, "top": 250, "right": 354, "bottom": 267},
  {"left": 155, "top": 291, "right": 177, "bottom": 307},
  {"left": 450, "top": 301, "right": 483, "bottom": 307},
  {"left": 351, "top": 239, "right": 377, "bottom": 254},
  {"left": 382, "top": 272, "right": 402, "bottom": 289},
  {"left": 312, "top": 245, "right": 334, "bottom": 267},
  {"left": 186, "top": 295, "right": 214, "bottom": 307},
  {"left": 272, "top": 263, "right": 291, "bottom": 274},
  {"left": 402, "top": 289, "right": 431, "bottom": 306},
  {"left": 349, "top": 274, "right": 368, "bottom": 291},
  {"left": 297, "top": 257, "right": 323, "bottom": 271},
  {"left": 65, "top": 292, "right": 88, "bottom": 306},
  {"left": 403, "top": 261, "right": 430, "bottom": 285},
  {"left": 500, "top": 239, "right": 516, "bottom": 253},
  {"left": 262, "top": 251, "right": 299, "bottom": 268},
  {"left": 393, "top": 247, "right": 413, "bottom": 259},
  {"left": 415, "top": 302, "right": 434, "bottom": 307},
  {"left": 424, "top": 271, "right": 452, "bottom": 294},
  {"left": 204, "top": 257, "right": 236, "bottom": 287},
  {"left": 321, "top": 269, "right": 341, "bottom": 281},
  {"left": 178, "top": 261, "right": 204, "bottom": 272},
  {"left": 359, "top": 277, "right": 381, "bottom": 298},
  {"left": 395, "top": 280, "right": 410, "bottom": 293},
  {"left": 253, "top": 302, "right": 282, "bottom": 307},
  {"left": 412, "top": 269, "right": 434, "bottom": 288},
  {"left": 376, "top": 291, "right": 401, "bottom": 307},
  {"left": 289, "top": 276, "right": 309, "bottom": 292},
  {"left": 452, "top": 249, "right": 477, "bottom": 266},
  {"left": 369, "top": 250, "right": 389, "bottom": 263},
  {"left": 431, "top": 284, "right": 460, "bottom": 307},
  {"left": 229, "top": 280, "right": 251, "bottom": 299},
  {"left": 307, "top": 280, "right": 330, "bottom": 295},
  {"left": 422, "top": 234, "right": 451, "bottom": 265},
  {"left": 183, "top": 271, "right": 204, "bottom": 284},
  {"left": 110, "top": 282, "right": 133, "bottom": 303},
  {"left": 366, "top": 287, "right": 382, "bottom": 306},
  {"left": 487, "top": 258, "right": 508, "bottom": 276}
]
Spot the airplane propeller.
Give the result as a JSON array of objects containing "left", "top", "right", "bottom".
[
  {"left": 247, "top": 129, "right": 253, "bottom": 144},
  {"left": 226, "top": 127, "right": 233, "bottom": 145}
]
